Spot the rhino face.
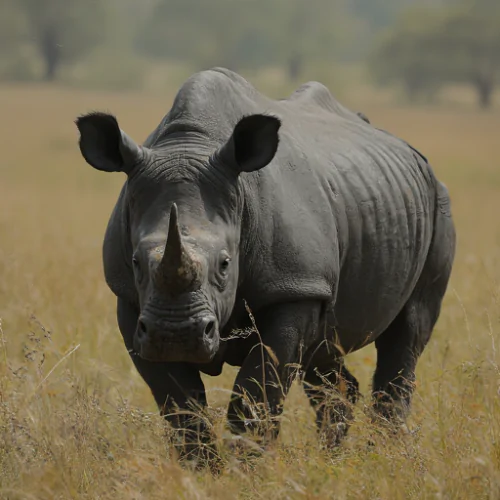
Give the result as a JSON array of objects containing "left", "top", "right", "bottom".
[
  {"left": 127, "top": 190, "right": 240, "bottom": 364},
  {"left": 75, "top": 111, "right": 280, "bottom": 364}
]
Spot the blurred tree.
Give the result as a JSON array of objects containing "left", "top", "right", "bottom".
[
  {"left": 279, "top": 0, "right": 351, "bottom": 81},
  {"left": 107, "top": 0, "right": 159, "bottom": 50},
  {"left": 0, "top": 1, "right": 27, "bottom": 51},
  {"left": 367, "top": 9, "right": 446, "bottom": 102},
  {"left": 369, "top": 3, "right": 500, "bottom": 108},
  {"left": 17, "top": 0, "right": 108, "bottom": 81},
  {"left": 135, "top": 0, "right": 244, "bottom": 70},
  {"left": 435, "top": 4, "right": 500, "bottom": 108},
  {"left": 345, "top": 0, "right": 442, "bottom": 61},
  {"left": 136, "top": 0, "right": 349, "bottom": 81},
  {"left": 0, "top": 0, "right": 37, "bottom": 81}
]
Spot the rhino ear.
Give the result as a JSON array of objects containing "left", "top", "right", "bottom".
[
  {"left": 75, "top": 112, "right": 143, "bottom": 174},
  {"left": 218, "top": 114, "right": 281, "bottom": 173}
]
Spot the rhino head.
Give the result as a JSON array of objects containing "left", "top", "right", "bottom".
[{"left": 75, "top": 111, "right": 280, "bottom": 364}]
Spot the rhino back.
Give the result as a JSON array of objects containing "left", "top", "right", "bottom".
[{"left": 238, "top": 98, "right": 438, "bottom": 346}]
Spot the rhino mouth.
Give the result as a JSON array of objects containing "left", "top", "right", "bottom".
[
  {"left": 135, "top": 337, "right": 219, "bottom": 364},
  {"left": 132, "top": 315, "right": 220, "bottom": 364}
]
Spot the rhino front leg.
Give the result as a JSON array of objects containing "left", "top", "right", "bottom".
[
  {"left": 117, "top": 298, "right": 218, "bottom": 467},
  {"left": 227, "top": 301, "right": 322, "bottom": 445}
]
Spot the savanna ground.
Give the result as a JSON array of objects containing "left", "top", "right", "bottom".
[{"left": 1, "top": 78, "right": 500, "bottom": 499}]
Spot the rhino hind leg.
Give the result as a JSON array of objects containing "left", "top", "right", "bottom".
[
  {"left": 371, "top": 306, "right": 423, "bottom": 429},
  {"left": 372, "top": 209, "right": 455, "bottom": 430},
  {"left": 303, "top": 361, "right": 360, "bottom": 449}
]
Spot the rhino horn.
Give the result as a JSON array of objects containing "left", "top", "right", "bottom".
[{"left": 157, "top": 203, "right": 200, "bottom": 293}]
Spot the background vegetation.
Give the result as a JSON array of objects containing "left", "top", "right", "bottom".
[
  {"left": 1, "top": 0, "right": 499, "bottom": 108},
  {"left": 1, "top": 0, "right": 500, "bottom": 498}
]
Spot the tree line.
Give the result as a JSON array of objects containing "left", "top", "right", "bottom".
[
  {"left": 369, "top": 1, "right": 500, "bottom": 108},
  {"left": 0, "top": 0, "right": 498, "bottom": 108}
]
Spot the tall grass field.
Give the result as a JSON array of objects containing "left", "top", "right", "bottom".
[{"left": 1, "top": 82, "right": 500, "bottom": 499}]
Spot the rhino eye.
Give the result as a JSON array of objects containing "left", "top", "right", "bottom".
[{"left": 219, "top": 257, "right": 231, "bottom": 276}]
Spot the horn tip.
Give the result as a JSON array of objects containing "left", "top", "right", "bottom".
[
  {"left": 167, "top": 202, "right": 180, "bottom": 246},
  {"left": 169, "top": 202, "right": 179, "bottom": 226}
]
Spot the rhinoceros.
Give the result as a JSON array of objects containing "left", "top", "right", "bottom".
[{"left": 75, "top": 67, "right": 455, "bottom": 462}]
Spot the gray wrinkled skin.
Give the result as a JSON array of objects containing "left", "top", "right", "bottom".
[{"left": 76, "top": 68, "right": 456, "bottom": 464}]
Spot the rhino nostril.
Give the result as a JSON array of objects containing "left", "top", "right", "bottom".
[{"left": 203, "top": 320, "right": 216, "bottom": 339}]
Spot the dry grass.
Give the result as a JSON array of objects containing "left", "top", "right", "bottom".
[{"left": 1, "top": 81, "right": 500, "bottom": 499}]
